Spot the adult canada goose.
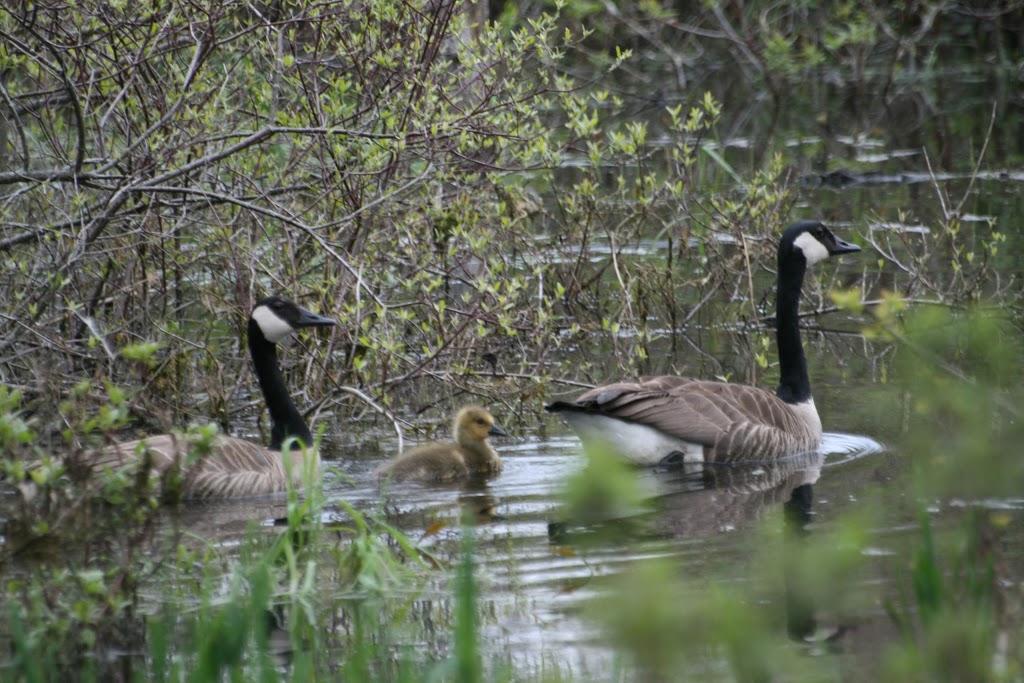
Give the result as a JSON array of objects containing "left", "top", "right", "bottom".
[
  {"left": 85, "top": 296, "right": 335, "bottom": 498},
  {"left": 546, "top": 221, "right": 860, "bottom": 465},
  {"left": 375, "top": 405, "right": 507, "bottom": 483}
]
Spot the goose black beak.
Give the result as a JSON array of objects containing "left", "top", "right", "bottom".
[
  {"left": 296, "top": 306, "right": 336, "bottom": 328},
  {"left": 828, "top": 236, "right": 861, "bottom": 255},
  {"left": 488, "top": 423, "right": 508, "bottom": 437}
]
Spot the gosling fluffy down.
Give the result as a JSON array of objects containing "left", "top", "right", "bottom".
[{"left": 376, "top": 406, "right": 507, "bottom": 483}]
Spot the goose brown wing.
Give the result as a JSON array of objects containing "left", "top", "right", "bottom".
[
  {"left": 688, "top": 382, "right": 821, "bottom": 459},
  {"left": 557, "top": 378, "right": 753, "bottom": 446},
  {"left": 552, "top": 377, "right": 820, "bottom": 460},
  {"left": 85, "top": 434, "right": 188, "bottom": 473},
  {"left": 84, "top": 435, "right": 310, "bottom": 498},
  {"left": 182, "top": 438, "right": 302, "bottom": 498}
]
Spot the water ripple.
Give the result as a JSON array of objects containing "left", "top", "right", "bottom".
[{"left": 820, "top": 432, "right": 887, "bottom": 467}]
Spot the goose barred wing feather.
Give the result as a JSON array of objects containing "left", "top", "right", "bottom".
[
  {"left": 84, "top": 434, "right": 316, "bottom": 498},
  {"left": 552, "top": 377, "right": 822, "bottom": 461},
  {"left": 182, "top": 438, "right": 316, "bottom": 498},
  {"left": 85, "top": 434, "right": 184, "bottom": 471}
]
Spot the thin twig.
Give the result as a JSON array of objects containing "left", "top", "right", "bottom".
[
  {"left": 954, "top": 102, "right": 997, "bottom": 217},
  {"left": 310, "top": 386, "right": 405, "bottom": 453}
]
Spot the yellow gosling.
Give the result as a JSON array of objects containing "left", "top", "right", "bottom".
[{"left": 376, "top": 406, "right": 507, "bottom": 483}]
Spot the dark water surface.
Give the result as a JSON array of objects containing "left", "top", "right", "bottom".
[
  {"left": 155, "top": 94, "right": 1024, "bottom": 683},
  {"left": 171, "top": 355, "right": 897, "bottom": 679},
  {"left": 110, "top": 39, "right": 1024, "bottom": 680}
]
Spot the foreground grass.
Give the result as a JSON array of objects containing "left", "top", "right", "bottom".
[
  {"left": 1, "top": 308, "right": 1021, "bottom": 682},
  {"left": 1, "top": 0, "right": 1022, "bottom": 680}
]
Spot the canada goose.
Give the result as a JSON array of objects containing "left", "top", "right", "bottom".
[
  {"left": 546, "top": 221, "right": 860, "bottom": 465},
  {"left": 84, "top": 296, "right": 335, "bottom": 498},
  {"left": 375, "top": 406, "right": 507, "bottom": 483}
]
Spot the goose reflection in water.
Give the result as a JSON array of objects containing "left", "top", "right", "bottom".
[
  {"left": 375, "top": 477, "right": 502, "bottom": 540},
  {"left": 647, "top": 450, "right": 823, "bottom": 539},
  {"left": 656, "top": 455, "right": 855, "bottom": 648},
  {"left": 548, "top": 449, "right": 824, "bottom": 549}
]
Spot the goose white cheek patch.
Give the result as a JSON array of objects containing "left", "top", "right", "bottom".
[
  {"left": 251, "top": 306, "right": 295, "bottom": 343},
  {"left": 793, "top": 231, "right": 830, "bottom": 265}
]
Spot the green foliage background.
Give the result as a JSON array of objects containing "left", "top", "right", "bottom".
[{"left": 1, "top": 0, "right": 1024, "bottom": 680}]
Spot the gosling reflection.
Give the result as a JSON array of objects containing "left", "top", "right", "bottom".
[
  {"left": 377, "top": 477, "right": 503, "bottom": 536},
  {"left": 459, "top": 479, "right": 504, "bottom": 525}
]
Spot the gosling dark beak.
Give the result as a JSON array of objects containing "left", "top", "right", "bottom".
[
  {"left": 828, "top": 236, "right": 861, "bottom": 256},
  {"left": 296, "top": 306, "right": 336, "bottom": 328},
  {"left": 488, "top": 423, "right": 508, "bottom": 437}
]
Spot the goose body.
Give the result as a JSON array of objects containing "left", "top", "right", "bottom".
[
  {"left": 376, "top": 406, "right": 507, "bottom": 483},
  {"left": 85, "top": 296, "right": 335, "bottom": 498},
  {"left": 547, "top": 221, "right": 860, "bottom": 465}
]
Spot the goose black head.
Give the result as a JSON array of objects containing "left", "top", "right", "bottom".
[
  {"left": 250, "top": 296, "right": 336, "bottom": 344},
  {"left": 781, "top": 221, "right": 861, "bottom": 267}
]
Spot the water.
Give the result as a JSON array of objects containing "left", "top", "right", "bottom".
[
  {"left": 6, "top": 12, "right": 1021, "bottom": 679},
  {"left": 166, "top": 399, "right": 888, "bottom": 679},
  {"left": 102, "top": 76, "right": 1023, "bottom": 683}
]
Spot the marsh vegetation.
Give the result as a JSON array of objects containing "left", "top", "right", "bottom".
[{"left": 1, "top": 1, "right": 1023, "bottom": 680}]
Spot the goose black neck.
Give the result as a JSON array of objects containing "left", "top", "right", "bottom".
[
  {"left": 248, "top": 319, "right": 313, "bottom": 450},
  {"left": 775, "top": 252, "right": 811, "bottom": 404}
]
